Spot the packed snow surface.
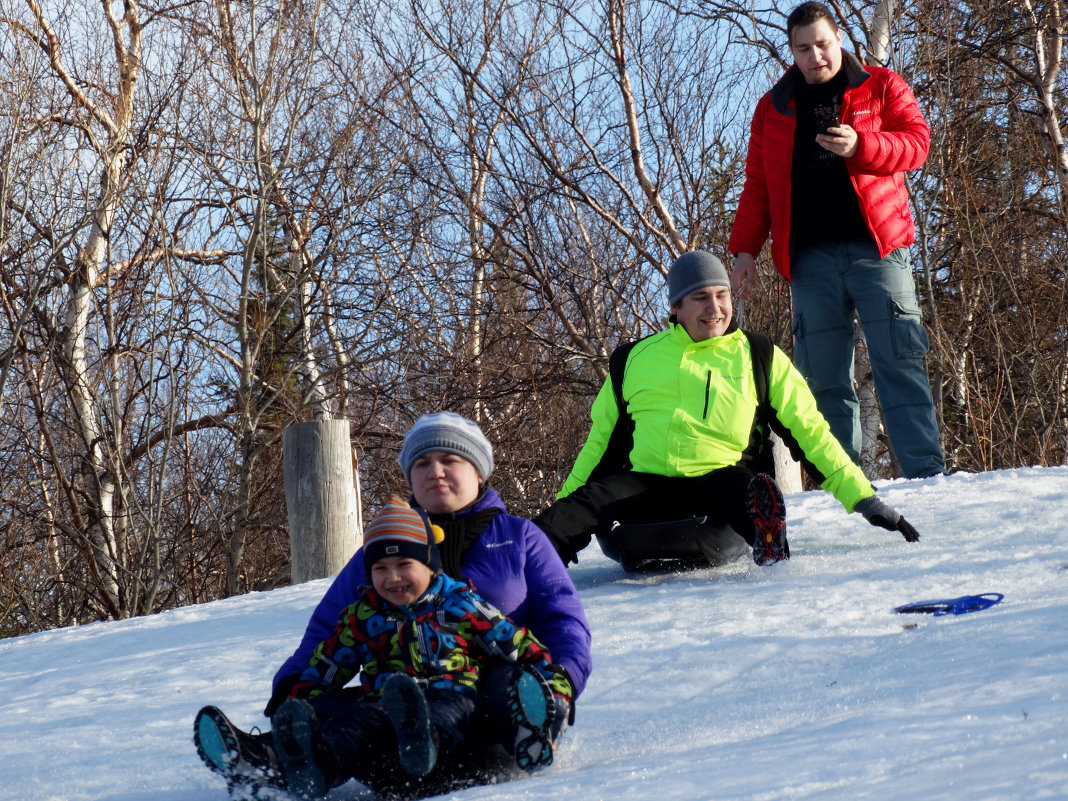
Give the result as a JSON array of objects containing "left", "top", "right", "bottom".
[{"left": 2, "top": 467, "right": 1067, "bottom": 801}]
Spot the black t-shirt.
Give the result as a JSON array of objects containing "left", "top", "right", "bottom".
[{"left": 791, "top": 71, "right": 869, "bottom": 249}]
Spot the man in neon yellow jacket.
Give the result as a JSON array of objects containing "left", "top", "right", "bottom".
[{"left": 534, "top": 251, "right": 920, "bottom": 566}]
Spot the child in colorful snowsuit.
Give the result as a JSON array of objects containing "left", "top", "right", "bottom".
[{"left": 196, "top": 495, "right": 567, "bottom": 800}]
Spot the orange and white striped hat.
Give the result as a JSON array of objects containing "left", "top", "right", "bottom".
[{"left": 363, "top": 495, "right": 444, "bottom": 578}]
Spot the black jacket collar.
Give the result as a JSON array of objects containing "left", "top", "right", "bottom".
[{"left": 770, "top": 50, "right": 871, "bottom": 116}]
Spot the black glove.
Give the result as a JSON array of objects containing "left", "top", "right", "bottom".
[
  {"left": 854, "top": 495, "right": 920, "bottom": 543},
  {"left": 546, "top": 531, "right": 585, "bottom": 567},
  {"left": 532, "top": 513, "right": 579, "bottom": 566},
  {"left": 263, "top": 674, "right": 299, "bottom": 717},
  {"left": 558, "top": 544, "right": 579, "bottom": 567}
]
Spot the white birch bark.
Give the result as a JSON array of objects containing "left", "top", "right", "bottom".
[
  {"left": 1018, "top": 0, "right": 1068, "bottom": 226},
  {"left": 856, "top": 0, "right": 894, "bottom": 477},
  {"left": 27, "top": 0, "right": 144, "bottom": 617},
  {"left": 607, "top": 0, "right": 687, "bottom": 254},
  {"left": 867, "top": 0, "right": 895, "bottom": 67}
]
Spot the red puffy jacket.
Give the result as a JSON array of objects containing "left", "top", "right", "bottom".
[{"left": 728, "top": 52, "right": 929, "bottom": 281}]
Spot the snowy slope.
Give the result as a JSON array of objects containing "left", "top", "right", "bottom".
[{"left": 1, "top": 467, "right": 1067, "bottom": 801}]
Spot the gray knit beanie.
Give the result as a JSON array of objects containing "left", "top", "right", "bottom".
[
  {"left": 667, "top": 251, "right": 731, "bottom": 306},
  {"left": 398, "top": 411, "right": 495, "bottom": 484}
]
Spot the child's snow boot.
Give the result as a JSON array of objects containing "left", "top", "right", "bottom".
[
  {"left": 508, "top": 664, "right": 557, "bottom": 771},
  {"left": 193, "top": 705, "right": 285, "bottom": 796},
  {"left": 748, "top": 472, "right": 790, "bottom": 565},
  {"left": 382, "top": 673, "right": 438, "bottom": 777},
  {"left": 271, "top": 699, "right": 331, "bottom": 800}
]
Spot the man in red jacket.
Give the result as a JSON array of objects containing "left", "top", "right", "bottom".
[{"left": 729, "top": 1, "right": 945, "bottom": 479}]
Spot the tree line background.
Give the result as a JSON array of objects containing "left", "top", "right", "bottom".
[{"left": 1, "top": 0, "right": 1065, "bottom": 637}]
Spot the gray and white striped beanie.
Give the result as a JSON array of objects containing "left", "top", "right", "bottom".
[{"left": 398, "top": 411, "right": 495, "bottom": 484}]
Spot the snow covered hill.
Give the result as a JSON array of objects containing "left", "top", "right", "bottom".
[{"left": 2, "top": 467, "right": 1067, "bottom": 801}]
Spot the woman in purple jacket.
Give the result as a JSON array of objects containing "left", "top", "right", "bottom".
[{"left": 194, "top": 412, "right": 592, "bottom": 798}]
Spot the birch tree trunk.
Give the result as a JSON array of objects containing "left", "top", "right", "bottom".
[
  {"left": 867, "top": 0, "right": 895, "bottom": 66},
  {"left": 851, "top": 0, "right": 898, "bottom": 477},
  {"left": 1019, "top": 0, "right": 1068, "bottom": 219},
  {"left": 854, "top": 320, "right": 883, "bottom": 476},
  {"left": 30, "top": 0, "right": 145, "bottom": 618},
  {"left": 1016, "top": 0, "right": 1068, "bottom": 457},
  {"left": 606, "top": 0, "right": 688, "bottom": 255},
  {"left": 209, "top": 0, "right": 338, "bottom": 592}
]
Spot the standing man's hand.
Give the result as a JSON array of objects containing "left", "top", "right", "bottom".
[
  {"left": 731, "top": 252, "right": 757, "bottom": 300},
  {"left": 816, "top": 124, "right": 858, "bottom": 158}
]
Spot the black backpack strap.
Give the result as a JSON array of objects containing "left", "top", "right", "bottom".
[
  {"left": 742, "top": 329, "right": 822, "bottom": 481},
  {"left": 587, "top": 339, "right": 641, "bottom": 484},
  {"left": 608, "top": 340, "right": 635, "bottom": 409},
  {"left": 743, "top": 329, "right": 773, "bottom": 422},
  {"left": 741, "top": 330, "right": 776, "bottom": 474}
]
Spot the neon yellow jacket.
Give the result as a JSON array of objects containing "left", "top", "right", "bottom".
[{"left": 558, "top": 325, "right": 874, "bottom": 512}]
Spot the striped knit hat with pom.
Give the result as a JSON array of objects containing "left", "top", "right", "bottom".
[
  {"left": 397, "top": 411, "right": 494, "bottom": 485},
  {"left": 363, "top": 495, "right": 445, "bottom": 580}
]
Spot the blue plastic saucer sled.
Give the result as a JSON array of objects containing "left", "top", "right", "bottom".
[{"left": 893, "top": 593, "right": 1004, "bottom": 616}]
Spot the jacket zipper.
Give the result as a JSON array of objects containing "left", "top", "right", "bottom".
[{"left": 702, "top": 370, "right": 711, "bottom": 418}]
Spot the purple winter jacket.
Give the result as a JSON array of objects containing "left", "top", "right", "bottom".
[{"left": 271, "top": 488, "right": 592, "bottom": 697}]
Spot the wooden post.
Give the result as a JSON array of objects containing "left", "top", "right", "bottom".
[
  {"left": 772, "top": 433, "right": 803, "bottom": 493},
  {"left": 283, "top": 419, "right": 361, "bottom": 584}
]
